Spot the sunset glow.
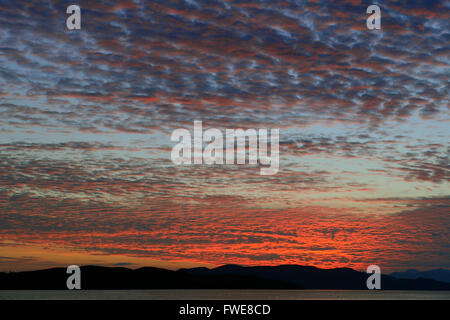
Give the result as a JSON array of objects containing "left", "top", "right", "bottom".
[{"left": 0, "top": 0, "right": 449, "bottom": 273}]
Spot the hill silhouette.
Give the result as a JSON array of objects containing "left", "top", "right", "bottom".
[
  {"left": 390, "top": 269, "right": 450, "bottom": 283},
  {"left": 1, "top": 264, "right": 450, "bottom": 290},
  {"left": 181, "top": 264, "right": 450, "bottom": 290},
  {"left": 0, "top": 265, "right": 300, "bottom": 289}
]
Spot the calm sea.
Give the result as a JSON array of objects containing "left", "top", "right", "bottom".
[{"left": 0, "top": 290, "right": 449, "bottom": 300}]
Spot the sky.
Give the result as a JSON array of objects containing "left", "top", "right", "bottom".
[{"left": 0, "top": 0, "right": 449, "bottom": 273}]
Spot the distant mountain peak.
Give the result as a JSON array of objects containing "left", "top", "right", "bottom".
[{"left": 390, "top": 269, "right": 450, "bottom": 283}]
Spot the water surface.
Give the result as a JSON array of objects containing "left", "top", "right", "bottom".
[{"left": 1, "top": 290, "right": 449, "bottom": 300}]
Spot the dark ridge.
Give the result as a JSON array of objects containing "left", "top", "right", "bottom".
[
  {"left": 0, "top": 265, "right": 301, "bottom": 289},
  {"left": 180, "top": 264, "right": 450, "bottom": 290},
  {"left": 390, "top": 269, "right": 450, "bottom": 283},
  {"left": 1, "top": 264, "right": 450, "bottom": 290}
]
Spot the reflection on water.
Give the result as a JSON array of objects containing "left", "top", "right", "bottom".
[{"left": 1, "top": 290, "right": 449, "bottom": 300}]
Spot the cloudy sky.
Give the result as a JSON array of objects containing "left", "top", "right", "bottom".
[{"left": 0, "top": 0, "right": 448, "bottom": 272}]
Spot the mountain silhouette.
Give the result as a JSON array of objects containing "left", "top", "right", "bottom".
[
  {"left": 1, "top": 264, "right": 450, "bottom": 290},
  {"left": 0, "top": 265, "right": 300, "bottom": 289},
  {"left": 390, "top": 269, "right": 450, "bottom": 283},
  {"left": 180, "top": 264, "right": 450, "bottom": 290}
]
